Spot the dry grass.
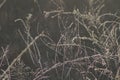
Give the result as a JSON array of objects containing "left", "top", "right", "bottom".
[{"left": 0, "top": 0, "right": 120, "bottom": 80}]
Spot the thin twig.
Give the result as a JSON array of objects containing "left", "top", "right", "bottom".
[
  {"left": 0, "top": 33, "right": 45, "bottom": 79},
  {"left": 0, "top": 0, "right": 6, "bottom": 9}
]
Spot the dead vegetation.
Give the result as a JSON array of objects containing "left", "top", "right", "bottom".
[{"left": 0, "top": 0, "right": 120, "bottom": 80}]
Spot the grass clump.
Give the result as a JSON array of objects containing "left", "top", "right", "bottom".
[{"left": 0, "top": 0, "right": 120, "bottom": 80}]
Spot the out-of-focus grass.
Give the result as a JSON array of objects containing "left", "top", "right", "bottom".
[{"left": 0, "top": 0, "right": 120, "bottom": 80}]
